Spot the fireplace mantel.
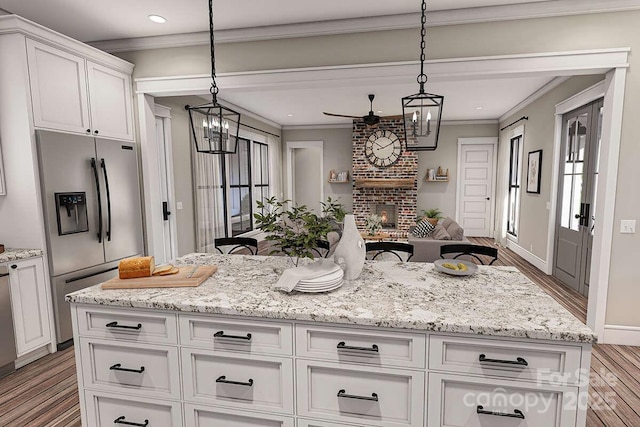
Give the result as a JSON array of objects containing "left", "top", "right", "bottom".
[{"left": 354, "top": 178, "right": 415, "bottom": 189}]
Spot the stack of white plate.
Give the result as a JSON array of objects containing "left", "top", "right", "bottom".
[{"left": 294, "top": 264, "right": 344, "bottom": 293}]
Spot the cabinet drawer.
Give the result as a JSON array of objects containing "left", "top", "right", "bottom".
[
  {"left": 79, "top": 338, "right": 180, "bottom": 399},
  {"left": 429, "top": 334, "right": 582, "bottom": 384},
  {"left": 76, "top": 305, "right": 177, "bottom": 344},
  {"left": 296, "top": 324, "right": 425, "bottom": 369},
  {"left": 182, "top": 347, "right": 294, "bottom": 414},
  {"left": 296, "top": 360, "right": 425, "bottom": 426},
  {"left": 84, "top": 390, "right": 182, "bottom": 427},
  {"left": 179, "top": 314, "right": 292, "bottom": 355},
  {"left": 185, "top": 403, "right": 294, "bottom": 427},
  {"left": 427, "top": 373, "right": 578, "bottom": 427}
]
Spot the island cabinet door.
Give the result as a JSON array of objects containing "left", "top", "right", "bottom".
[
  {"left": 181, "top": 347, "right": 294, "bottom": 414},
  {"left": 79, "top": 337, "right": 181, "bottom": 400},
  {"left": 427, "top": 373, "right": 579, "bottom": 427},
  {"left": 295, "top": 324, "right": 426, "bottom": 369},
  {"left": 76, "top": 305, "right": 178, "bottom": 345},
  {"left": 296, "top": 360, "right": 425, "bottom": 427},
  {"left": 179, "top": 314, "right": 293, "bottom": 356},
  {"left": 84, "top": 390, "right": 182, "bottom": 427},
  {"left": 184, "top": 403, "right": 294, "bottom": 427}
]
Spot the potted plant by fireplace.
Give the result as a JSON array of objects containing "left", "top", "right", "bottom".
[{"left": 420, "top": 208, "right": 443, "bottom": 226}]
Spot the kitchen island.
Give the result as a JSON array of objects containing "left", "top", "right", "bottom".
[{"left": 68, "top": 253, "right": 595, "bottom": 427}]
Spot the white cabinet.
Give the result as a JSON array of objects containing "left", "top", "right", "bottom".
[
  {"left": 8, "top": 257, "right": 52, "bottom": 356},
  {"left": 26, "top": 39, "right": 134, "bottom": 141}
]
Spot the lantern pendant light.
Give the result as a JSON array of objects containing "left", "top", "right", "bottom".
[
  {"left": 402, "top": 0, "right": 444, "bottom": 151},
  {"left": 185, "top": 0, "right": 240, "bottom": 154}
]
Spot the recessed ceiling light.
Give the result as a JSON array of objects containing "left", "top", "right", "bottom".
[
  {"left": 287, "top": 114, "right": 293, "bottom": 117},
  {"left": 148, "top": 14, "right": 167, "bottom": 24},
  {"left": 475, "top": 106, "right": 483, "bottom": 110},
  {"left": 377, "top": 110, "right": 383, "bottom": 113}
]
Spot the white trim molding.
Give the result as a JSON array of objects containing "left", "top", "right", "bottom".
[
  {"left": 603, "top": 325, "right": 640, "bottom": 346},
  {"left": 135, "top": 49, "right": 630, "bottom": 97},
  {"left": 500, "top": 77, "right": 570, "bottom": 122},
  {"left": 89, "top": 0, "right": 640, "bottom": 52},
  {"left": 506, "top": 240, "right": 549, "bottom": 273},
  {"left": 282, "top": 123, "right": 353, "bottom": 131}
]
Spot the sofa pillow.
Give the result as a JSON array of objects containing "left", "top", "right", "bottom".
[
  {"left": 440, "top": 217, "right": 454, "bottom": 229},
  {"left": 412, "top": 218, "right": 435, "bottom": 238},
  {"left": 445, "top": 221, "right": 465, "bottom": 241},
  {"left": 431, "top": 224, "right": 451, "bottom": 240}
]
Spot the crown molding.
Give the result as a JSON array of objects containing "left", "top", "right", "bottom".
[
  {"left": 0, "top": 15, "right": 134, "bottom": 72},
  {"left": 282, "top": 124, "right": 353, "bottom": 131},
  {"left": 499, "top": 76, "right": 570, "bottom": 122},
  {"left": 198, "top": 95, "right": 283, "bottom": 130},
  {"left": 441, "top": 119, "right": 499, "bottom": 126},
  {"left": 90, "top": 0, "right": 640, "bottom": 53}
]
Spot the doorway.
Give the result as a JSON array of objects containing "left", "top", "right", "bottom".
[
  {"left": 456, "top": 138, "right": 497, "bottom": 237},
  {"left": 154, "top": 105, "right": 178, "bottom": 263},
  {"left": 286, "top": 141, "right": 324, "bottom": 214},
  {"left": 554, "top": 99, "right": 603, "bottom": 296}
]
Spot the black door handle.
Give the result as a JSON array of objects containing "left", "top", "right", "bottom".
[
  {"left": 101, "top": 159, "right": 112, "bottom": 241},
  {"left": 114, "top": 416, "right": 149, "bottom": 426},
  {"left": 216, "top": 375, "right": 254, "bottom": 387},
  {"left": 94, "top": 130, "right": 99, "bottom": 134},
  {"left": 106, "top": 321, "right": 142, "bottom": 330},
  {"left": 477, "top": 405, "right": 525, "bottom": 419},
  {"left": 337, "top": 342, "right": 379, "bottom": 352},
  {"left": 214, "top": 331, "right": 252, "bottom": 341},
  {"left": 162, "top": 201, "right": 171, "bottom": 221},
  {"left": 110, "top": 363, "right": 145, "bottom": 374},
  {"left": 91, "top": 158, "right": 103, "bottom": 243},
  {"left": 10, "top": 264, "right": 17, "bottom": 269},
  {"left": 337, "top": 389, "right": 379, "bottom": 401},
  {"left": 479, "top": 354, "right": 528, "bottom": 366}
]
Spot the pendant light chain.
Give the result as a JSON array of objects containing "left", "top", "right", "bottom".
[
  {"left": 417, "top": 0, "right": 427, "bottom": 93},
  {"left": 209, "top": 0, "right": 219, "bottom": 103}
]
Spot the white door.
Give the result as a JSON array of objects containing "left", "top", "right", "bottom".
[
  {"left": 26, "top": 39, "right": 91, "bottom": 135},
  {"left": 155, "top": 111, "right": 178, "bottom": 262},
  {"left": 86, "top": 61, "right": 134, "bottom": 141},
  {"left": 286, "top": 141, "right": 324, "bottom": 214},
  {"left": 456, "top": 139, "right": 497, "bottom": 237},
  {"left": 8, "top": 258, "right": 52, "bottom": 356}
]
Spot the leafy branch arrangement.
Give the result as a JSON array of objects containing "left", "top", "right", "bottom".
[
  {"left": 320, "top": 196, "right": 347, "bottom": 223},
  {"left": 254, "top": 197, "right": 334, "bottom": 266}
]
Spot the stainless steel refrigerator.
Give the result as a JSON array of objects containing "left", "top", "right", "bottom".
[{"left": 37, "top": 130, "right": 144, "bottom": 346}]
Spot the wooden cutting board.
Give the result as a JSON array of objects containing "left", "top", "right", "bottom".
[{"left": 101, "top": 265, "right": 217, "bottom": 289}]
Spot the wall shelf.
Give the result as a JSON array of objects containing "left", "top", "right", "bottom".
[
  {"left": 425, "top": 178, "right": 449, "bottom": 183},
  {"left": 328, "top": 179, "right": 351, "bottom": 184},
  {"left": 355, "top": 178, "right": 415, "bottom": 188}
]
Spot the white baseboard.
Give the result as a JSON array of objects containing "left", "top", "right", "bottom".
[
  {"left": 506, "top": 240, "right": 549, "bottom": 273},
  {"left": 14, "top": 345, "right": 50, "bottom": 369},
  {"left": 602, "top": 325, "right": 640, "bottom": 346}
]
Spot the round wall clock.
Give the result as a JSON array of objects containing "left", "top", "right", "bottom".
[{"left": 365, "top": 130, "right": 402, "bottom": 168}]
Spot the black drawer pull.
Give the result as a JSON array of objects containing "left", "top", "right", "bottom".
[
  {"left": 479, "top": 354, "right": 528, "bottom": 366},
  {"left": 114, "top": 416, "right": 149, "bottom": 426},
  {"left": 477, "top": 405, "right": 525, "bottom": 419},
  {"left": 110, "top": 363, "right": 145, "bottom": 374},
  {"left": 216, "top": 375, "right": 254, "bottom": 387},
  {"left": 337, "top": 389, "right": 379, "bottom": 402},
  {"left": 214, "top": 331, "right": 252, "bottom": 341},
  {"left": 337, "top": 341, "right": 379, "bottom": 352},
  {"left": 106, "top": 321, "right": 142, "bottom": 330}
]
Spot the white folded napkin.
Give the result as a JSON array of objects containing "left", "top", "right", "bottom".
[{"left": 274, "top": 259, "right": 339, "bottom": 292}]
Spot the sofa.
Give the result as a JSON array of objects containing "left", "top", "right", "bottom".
[{"left": 408, "top": 217, "right": 469, "bottom": 262}]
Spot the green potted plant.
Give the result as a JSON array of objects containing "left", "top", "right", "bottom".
[
  {"left": 321, "top": 196, "right": 347, "bottom": 223},
  {"left": 254, "top": 197, "right": 333, "bottom": 266},
  {"left": 420, "top": 208, "right": 443, "bottom": 226}
]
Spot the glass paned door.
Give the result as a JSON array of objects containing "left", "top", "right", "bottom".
[{"left": 554, "top": 99, "right": 603, "bottom": 296}]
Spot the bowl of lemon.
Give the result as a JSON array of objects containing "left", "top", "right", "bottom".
[{"left": 433, "top": 259, "right": 478, "bottom": 276}]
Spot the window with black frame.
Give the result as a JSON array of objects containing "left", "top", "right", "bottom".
[
  {"left": 253, "top": 142, "right": 270, "bottom": 215},
  {"left": 507, "top": 135, "right": 522, "bottom": 237},
  {"left": 228, "top": 138, "right": 253, "bottom": 236}
]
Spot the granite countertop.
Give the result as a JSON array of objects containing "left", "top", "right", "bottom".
[
  {"left": 0, "top": 248, "right": 44, "bottom": 263},
  {"left": 66, "top": 253, "right": 597, "bottom": 343}
]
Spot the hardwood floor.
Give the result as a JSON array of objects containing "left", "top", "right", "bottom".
[{"left": 1, "top": 238, "right": 638, "bottom": 426}]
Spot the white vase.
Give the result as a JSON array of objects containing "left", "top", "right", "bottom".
[{"left": 332, "top": 214, "right": 365, "bottom": 280}]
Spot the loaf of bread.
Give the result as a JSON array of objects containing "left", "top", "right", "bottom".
[{"left": 118, "top": 256, "right": 155, "bottom": 279}]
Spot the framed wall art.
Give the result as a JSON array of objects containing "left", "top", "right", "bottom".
[{"left": 526, "top": 149, "right": 542, "bottom": 194}]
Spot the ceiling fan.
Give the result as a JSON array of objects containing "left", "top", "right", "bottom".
[{"left": 323, "top": 94, "right": 387, "bottom": 126}]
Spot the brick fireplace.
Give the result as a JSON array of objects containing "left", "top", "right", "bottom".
[{"left": 352, "top": 119, "right": 417, "bottom": 233}]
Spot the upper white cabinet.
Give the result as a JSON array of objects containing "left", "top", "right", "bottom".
[
  {"left": 26, "top": 39, "right": 134, "bottom": 141},
  {"left": 8, "top": 257, "right": 52, "bottom": 356}
]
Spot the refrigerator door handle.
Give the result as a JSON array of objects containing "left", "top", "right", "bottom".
[
  {"left": 101, "top": 158, "right": 112, "bottom": 241},
  {"left": 91, "top": 158, "right": 103, "bottom": 243}
]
